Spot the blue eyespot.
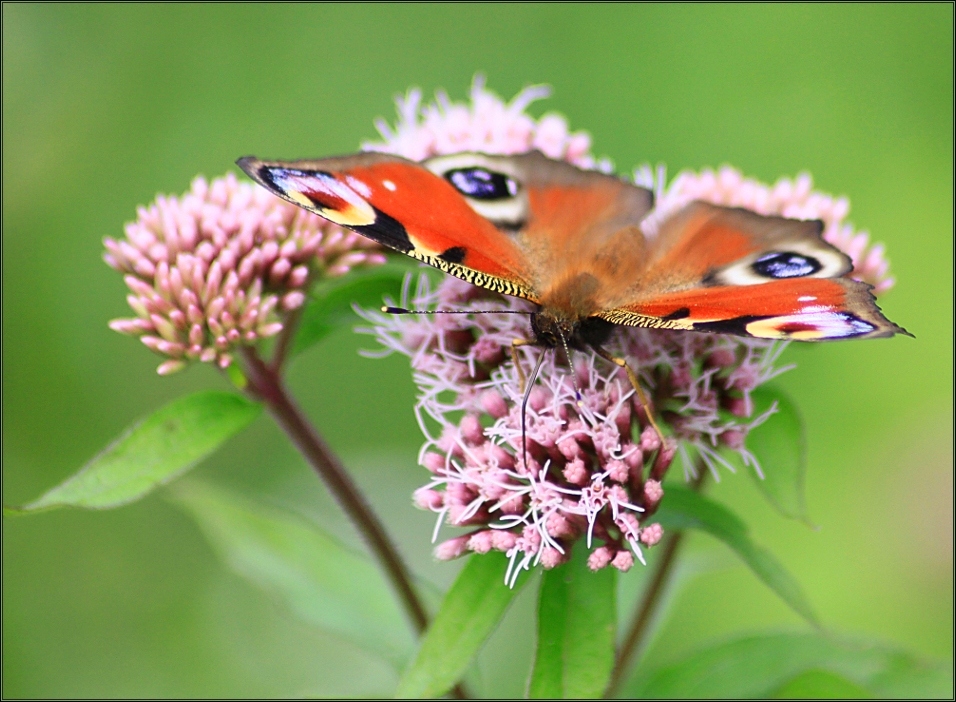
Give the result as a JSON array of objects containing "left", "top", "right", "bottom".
[
  {"left": 752, "top": 252, "right": 822, "bottom": 279},
  {"left": 445, "top": 168, "right": 518, "bottom": 200}
]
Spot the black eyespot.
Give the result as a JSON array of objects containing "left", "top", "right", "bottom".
[
  {"left": 752, "top": 252, "right": 822, "bottom": 279},
  {"left": 445, "top": 168, "right": 518, "bottom": 200}
]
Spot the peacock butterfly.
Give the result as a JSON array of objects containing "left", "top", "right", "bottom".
[
  {"left": 237, "top": 150, "right": 905, "bottom": 349},
  {"left": 238, "top": 150, "right": 908, "bottom": 439}
]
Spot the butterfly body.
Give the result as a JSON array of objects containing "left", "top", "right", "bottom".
[{"left": 237, "top": 151, "right": 905, "bottom": 344}]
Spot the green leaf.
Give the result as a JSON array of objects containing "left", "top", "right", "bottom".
[
  {"left": 396, "top": 552, "right": 528, "bottom": 698},
  {"left": 772, "top": 668, "right": 874, "bottom": 698},
  {"left": 656, "top": 487, "right": 817, "bottom": 625},
  {"left": 747, "top": 385, "right": 810, "bottom": 523},
  {"left": 291, "top": 264, "right": 407, "bottom": 356},
  {"left": 6, "top": 391, "right": 259, "bottom": 514},
  {"left": 529, "top": 546, "right": 616, "bottom": 698},
  {"left": 625, "top": 631, "right": 952, "bottom": 699},
  {"left": 171, "top": 481, "right": 416, "bottom": 667}
]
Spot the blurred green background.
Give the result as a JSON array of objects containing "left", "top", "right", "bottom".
[{"left": 2, "top": 4, "right": 951, "bottom": 697}]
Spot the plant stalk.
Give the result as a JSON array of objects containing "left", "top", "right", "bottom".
[
  {"left": 268, "top": 303, "right": 304, "bottom": 372},
  {"left": 240, "top": 346, "right": 429, "bottom": 635}
]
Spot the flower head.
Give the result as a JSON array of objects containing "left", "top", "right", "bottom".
[
  {"left": 363, "top": 273, "right": 786, "bottom": 581},
  {"left": 105, "top": 173, "right": 386, "bottom": 373},
  {"left": 358, "top": 80, "right": 896, "bottom": 582},
  {"left": 363, "top": 74, "right": 607, "bottom": 170}
]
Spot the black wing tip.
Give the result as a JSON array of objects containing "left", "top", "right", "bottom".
[
  {"left": 236, "top": 156, "right": 262, "bottom": 179},
  {"left": 235, "top": 156, "right": 281, "bottom": 192}
]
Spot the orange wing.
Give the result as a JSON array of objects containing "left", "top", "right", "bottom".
[
  {"left": 238, "top": 152, "right": 538, "bottom": 300},
  {"left": 600, "top": 202, "right": 906, "bottom": 340}
]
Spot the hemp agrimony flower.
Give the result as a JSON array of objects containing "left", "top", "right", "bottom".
[
  {"left": 105, "top": 173, "right": 385, "bottom": 374},
  {"left": 358, "top": 79, "right": 895, "bottom": 583}
]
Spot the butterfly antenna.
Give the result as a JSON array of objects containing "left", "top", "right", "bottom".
[
  {"left": 557, "top": 328, "right": 584, "bottom": 408},
  {"left": 520, "top": 349, "right": 547, "bottom": 473},
  {"left": 383, "top": 306, "right": 530, "bottom": 315}
]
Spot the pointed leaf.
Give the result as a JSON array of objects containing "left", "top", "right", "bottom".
[
  {"left": 747, "top": 385, "right": 810, "bottom": 523},
  {"left": 529, "top": 546, "right": 616, "bottom": 698},
  {"left": 625, "top": 631, "right": 952, "bottom": 699},
  {"left": 656, "top": 487, "right": 817, "bottom": 625},
  {"left": 291, "top": 264, "right": 406, "bottom": 355},
  {"left": 396, "top": 552, "right": 528, "bottom": 698},
  {"left": 171, "top": 481, "right": 416, "bottom": 667},
  {"left": 7, "top": 391, "right": 259, "bottom": 514}
]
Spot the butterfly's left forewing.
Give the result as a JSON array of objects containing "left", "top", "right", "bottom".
[{"left": 237, "top": 153, "right": 538, "bottom": 301}]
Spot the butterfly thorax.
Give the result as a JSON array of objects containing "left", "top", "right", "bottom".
[
  {"left": 531, "top": 309, "right": 615, "bottom": 350},
  {"left": 530, "top": 269, "right": 617, "bottom": 349}
]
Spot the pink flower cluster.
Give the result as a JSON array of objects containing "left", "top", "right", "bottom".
[
  {"left": 361, "top": 275, "right": 784, "bottom": 582},
  {"left": 363, "top": 75, "right": 607, "bottom": 170},
  {"left": 357, "top": 81, "right": 896, "bottom": 582},
  {"left": 105, "top": 173, "right": 385, "bottom": 374}
]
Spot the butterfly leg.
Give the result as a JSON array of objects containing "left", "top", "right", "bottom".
[
  {"left": 511, "top": 338, "right": 537, "bottom": 394},
  {"left": 592, "top": 345, "right": 666, "bottom": 446}
]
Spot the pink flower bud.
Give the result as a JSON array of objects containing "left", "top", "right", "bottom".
[
  {"left": 288, "top": 265, "right": 309, "bottom": 288},
  {"left": 156, "top": 359, "right": 186, "bottom": 375},
  {"left": 724, "top": 397, "right": 750, "bottom": 417},
  {"left": 611, "top": 550, "right": 634, "bottom": 572},
  {"left": 422, "top": 452, "right": 446, "bottom": 474},
  {"left": 606, "top": 460, "right": 629, "bottom": 484},
  {"left": 491, "top": 530, "right": 517, "bottom": 551},
  {"left": 640, "top": 523, "right": 664, "bottom": 546},
  {"left": 460, "top": 414, "right": 484, "bottom": 445},
  {"left": 468, "top": 530, "right": 494, "bottom": 554},
  {"left": 643, "top": 480, "right": 663, "bottom": 506},
  {"left": 651, "top": 441, "right": 676, "bottom": 480},
  {"left": 720, "top": 429, "right": 746, "bottom": 450},
  {"left": 557, "top": 436, "right": 585, "bottom": 461},
  {"left": 706, "top": 348, "right": 737, "bottom": 369},
  {"left": 109, "top": 319, "right": 147, "bottom": 335},
  {"left": 546, "top": 512, "right": 575, "bottom": 539},
  {"left": 434, "top": 536, "right": 471, "bottom": 561},
  {"left": 640, "top": 425, "right": 662, "bottom": 453},
  {"left": 588, "top": 547, "right": 613, "bottom": 571},
  {"left": 282, "top": 291, "right": 306, "bottom": 310},
  {"left": 540, "top": 547, "right": 567, "bottom": 569},
  {"left": 480, "top": 390, "right": 509, "bottom": 419},
  {"left": 268, "top": 257, "right": 292, "bottom": 285},
  {"left": 563, "top": 458, "right": 589, "bottom": 486}
]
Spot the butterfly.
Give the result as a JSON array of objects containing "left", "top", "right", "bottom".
[{"left": 237, "top": 150, "right": 905, "bottom": 432}]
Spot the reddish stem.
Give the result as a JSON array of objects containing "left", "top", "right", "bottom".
[
  {"left": 239, "top": 346, "right": 429, "bottom": 635},
  {"left": 268, "top": 303, "right": 304, "bottom": 372}
]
